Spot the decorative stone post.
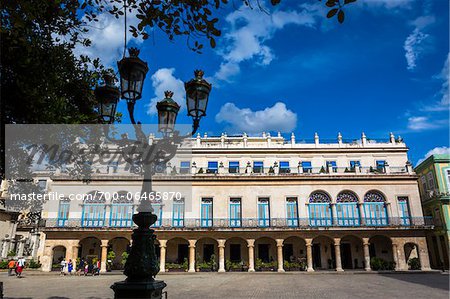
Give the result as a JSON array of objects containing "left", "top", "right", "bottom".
[
  {"left": 276, "top": 239, "right": 285, "bottom": 272},
  {"left": 273, "top": 162, "right": 279, "bottom": 175},
  {"left": 218, "top": 239, "right": 226, "bottom": 272},
  {"left": 389, "top": 132, "right": 395, "bottom": 144},
  {"left": 245, "top": 162, "right": 252, "bottom": 175},
  {"left": 305, "top": 238, "right": 314, "bottom": 272},
  {"left": 291, "top": 133, "right": 295, "bottom": 145},
  {"left": 406, "top": 161, "right": 413, "bottom": 174},
  {"left": 221, "top": 133, "right": 225, "bottom": 147},
  {"left": 159, "top": 240, "right": 167, "bottom": 273},
  {"left": 297, "top": 162, "right": 303, "bottom": 174},
  {"left": 338, "top": 132, "right": 342, "bottom": 145},
  {"left": 1, "top": 239, "right": 9, "bottom": 258},
  {"left": 243, "top": 132, "right": 248, "bottom": 147},
  {"left": 101, "top": 240, "right": 109, "bottom": 273},
  {"left": 334, "top": 238, "right": 343, "bottom": 272},
  {"left": 247, "top": 239, "right": 255, "bottom": 272},
  {"left": 188, "top": 240, "right": 196, "bottom": 272},
  {"left": 191, "top": 162, "right": 197, "bottom": 175},
  {"left": 267, "top": 132, "right": 271, "bottom": 147},
  {"left": 314, "top": 132, "right": 319, "bottom": 146},
  {"left": 196, "top": 133, "right": 201, "bottom": 146},
  {"left": 218, "top": 162, "right": 225, "bottom": 174},
  {"left": 361, "top": 132, "right": 367, "bottom": 146},
  {"left": 384, "top": 161, "right": 390, "bottom": 174},
  {"left": 362, "top": 238, "right": 371, "bottom": 271}
]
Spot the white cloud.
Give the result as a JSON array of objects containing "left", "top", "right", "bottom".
[
  {"left": 214, "top": 4, "right": 320, "bottom": 81},
  {"left": 417, "top": 146, "right": 450, "bottom": 164},
  {"left": 407, "top": 116, "right": 447, "bottom": 131},
  {"left": 403, "top": 14, "right": 435, "bottom": 71},
  {"left": 359, "top": 0, "right": 414, "bottom": 9},
  {"left": 146, "top": 68, "right": 185, "bottom": 115},
  {"left": 404, "top": 28, "right": 430, "bottom": 70},
  {"left": 74, "top": 9, "right": 142, "bottom": 67},
  {"left": 424, "top": 54, "right": 449, "bottom": 111},
  {"left": 215, "top": 102, "right": 297, "bottom": 134}
]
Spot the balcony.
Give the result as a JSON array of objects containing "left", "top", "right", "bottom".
[{"left": 44, "top": 216, "right": 434, "bottom": 230}]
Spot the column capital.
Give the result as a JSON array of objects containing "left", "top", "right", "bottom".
[
  {"left": 247, "top": 239, "right": 255, "bottom": 247},
  {"left": 101, "top": 240, "right": 109, "bottom": 247},
  {"left": 362, "top": 237, "right": 370, "bottom": 246},
  {"left": 305, "top": 238, "right": 313, "bottom": 246},
  {"left": 333, "top": 238, "right": 341, "bottom": 246},
  {"left": 159, "top": 239, "right": 167, "bottom": 248},
  {"left": 276, "top": 239, "right": 284, "bottom": 247},
  {"left": 218, "top": 239, "right": 226, "bottom": 248},
  {"left": 188, "top": 239, "right": 197, "bottom": 248}
]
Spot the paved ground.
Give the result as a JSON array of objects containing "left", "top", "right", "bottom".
[{"left": 1, "top": 272, "right": 448, "bottom": 299}]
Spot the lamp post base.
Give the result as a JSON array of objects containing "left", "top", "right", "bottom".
[{"left": 111, "top": 280, "right": 167, "bottom": 299}]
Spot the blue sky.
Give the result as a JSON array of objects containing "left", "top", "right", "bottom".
[{"left": 78, "top": 0, "right": 449, "bottom": 165}]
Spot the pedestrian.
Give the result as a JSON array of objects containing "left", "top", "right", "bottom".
[
  {"left": 16, "top": 257, "right": 26, "bottom": 278},
  {"left": 84, "top": 263, "right": 89, "bottom": 276},
  {"left": 77, "top": 259, "right": 85, "bottom": 276},
  {"left": 67, "top": 259, "right": 73, "bottom": 275},
  {"left": 7, "top": 259, "right": 16, "bottom": 276},
  {"left": 96, "top": 259, "right": 101, "bottom": 275},
  {"left": 60, "top": 259, "right": 66, "bottom": 276}
]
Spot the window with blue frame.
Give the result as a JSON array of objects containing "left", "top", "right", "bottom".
[
  {"left": 229, "top": 198, "right": 241, "bottom": 227},
  {"left": 258, "top": 197, "right": 270, "bottom": 227},
  {"left": 286, "top": 197, "right": 298, "bottom": 227},
  {"left": 180, "top": 161, "right": 190, "bottom": 174},
  {"left": 57, "top": 199, "right": 70, "bottom": 227},
  {"left": 326, "top": 161, "right": 337, "bottom": 173},
  {"left": 201, "top": 198, "right": 213, "bottom": 227},
  {"left": 107, "top": 161, "right": 119, "bottom": 173},
  {"left": 151, "top": 201, "right": 163, "bottom": 227},
  {"left": 363, "top": 191, "right": 388, "bottom": 226},
  {"left": 279, "top": 161, "right": 290, "bottom": 174},
  {"left": 207, "top": 161, "right": 218, "bottom": 173},
  {"left": 308, "top": 191, "right": 332, "bottom": 226},
  {"left": 110, "top": 191, "right": 133, "bottom": 227},
  {"left": 229, "top": 161, "right": 240, "bottom": 173},
  {"left": 350, "top": 160, "right": 361, "bottom": 171},
  {"left": 398, "top": 196, "right": 411, "bottom": 226},
  {"left": 253, "top": 161, "right": 264, "bottom": 173},
  {"left": 376, "top": 160, "right": 386, "bottom": 173},
  {"left": 82, "top": 191, "right": 106, "bottom": 227},
  {"left": 173, "top": 198, "right": 185, "bottom": 227},
  {"left": 336, "top": 191, "right": 360, "bottom": 226},
  {"left": 302, "top": 161, "right": 312, "bottom": 173}
]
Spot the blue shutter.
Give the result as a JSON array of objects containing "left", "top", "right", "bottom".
[
  {"left": 286, "top": 198, "right": 298, "bottom": 227},
  {"left": 172, "top": 200, "right": 185, "bottom": 227},
  {"left": 279, "top": 161, "right": 290, "bottom": 173},
  {"left": 253, "top": 161, "right": 264, "bottom": 173},
  {"left": 57, "top": 201, "right": 70, "bottom": 227},
  {"left": 302, "top": 161, "right": 312, "bottom": 173},
  {"left": 229, "top": 161, "right": 240, "bottom": 173},
  {"left": 258, "top": 198, "right": 270, "bottom": 227},
  {"left": 201, "top": 198, "right": 213, "bottom": 227},
  {"left": 308, "top": 203, "right": 332, "bottom": 227},
  {"left": 336, "top": 203, "right": 360, "bottom": 226},
  {"left": 398, "top": 197, "right": 411, "bottom": 226},
  {"left": 363, "top": 202, "right": 387, "bottom": 226},
  {"left": 207, "top": 161, "right": 218, "bottom": 173},
  {"left": 229, "top": 198, "right": 241, "bottom": 227}
]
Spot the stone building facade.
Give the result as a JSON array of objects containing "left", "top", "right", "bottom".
[{"left": 37, "top": 132, "right": 432, "bottom": 272}]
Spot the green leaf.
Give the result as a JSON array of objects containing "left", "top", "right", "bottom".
[
  {"left": 338, "top": 10, "right": 345, "bottom": 23},
  {"left": 327, "top": 8, "right": 338, "bottom": 18}
]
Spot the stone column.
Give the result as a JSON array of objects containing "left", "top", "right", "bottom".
[
  {"left": 305, "top": 238, "right": 314, "bottom": 272},
  {"left": 418, "top": 237, "right": 432, "bottom": 271},
  {"left": 1, "top": 239, "right": 9, "bottom": 258},
  {"left": 331, "top": 204, "right": 337, "bottom": 226},
  {"left": 362, "top": 238, "right": 371, "bottom": 271},
  {"left": 41, "top": 245, "right": 52, "bottom": 272},
  {"left": 17, "top": 240, "right": 25, "bottom": 257},
  {"left": 358, "top": 203, "right": 365, "bottom": 225},
  {"left": 31, "top": 233, "right": 40, "bottom": 259},
  {"left": 334, "top": 238, "right": 343, "bottom": 271},
  {"left": 188, "top": 240, "right": 196, "bottom": 272},
  {"left": 159, "top": 240, "right": 167, "bottom": 273},
  {"left": 276, "top": 239, "right": 285, "bottom": 272},
  {"left": 100, "top": 240, "right": 108, "bottom": 273},
  {"left": 247, "top": 239, "right": 255, "bottom": 272},
  {"left": 218, "top": 239, "right": 226, "bottom": 272},
  {"left": 392, "top": 243, "right": 404, "bottom": 271},
  {"left": 72, "top": 245, "right": 80, "bottom": 264}
]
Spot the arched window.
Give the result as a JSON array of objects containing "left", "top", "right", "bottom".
[
  {"left": 308, "top": 191, "right": 332, "bottom": 227},
  {"left": 110, "top": 191, "right": 134, "bottom": 227},
  {"left": 363, "top": 190, "right": 388, "bottom": 226},
  {"left": 336, "top": 191, "right": 360, "bottom": 226},
  {"left": 82, "top": 191, "right": 106, "bottom": 227}
]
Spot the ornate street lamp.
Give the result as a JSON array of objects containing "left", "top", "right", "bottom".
[
  {"left": 185, "top": 69, "right": 212, "bottom": 133},
  {"left": 94, "top": 74, "right": 120, "bottom": 124},
  {"left": 117, "top": 47, "right": 149, "bottom": 102},
  {"left": 156, "top": 91, "right": 180, "bottom": 137}
]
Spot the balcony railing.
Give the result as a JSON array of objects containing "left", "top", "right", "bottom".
[{"left": 44, "top": 217, "right": 433, "bottom": 229}]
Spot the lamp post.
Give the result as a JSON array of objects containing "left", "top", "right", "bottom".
[{"left": 95, "top": 48, "right": 211, "bottom": 299}]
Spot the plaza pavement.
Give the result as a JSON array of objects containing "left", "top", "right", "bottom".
[{"left": 1, "top": 272, "right": 449, "bottom": 299}]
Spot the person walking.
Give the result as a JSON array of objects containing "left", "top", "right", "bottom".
[
  {"left": 67, "top": 259, "right": 73, "bottom": 275},
  {"left": 16, "top": 257, "right": 26, "bottom": 278},
  {"left": 60, "top": 259, "right": 66, "bottom": 276},
  {"left": 77, "top": 259, "right": 85, "bottom": 276},
  {"left": 7, "top": 259, "right": 16, "bottom": 276}
]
